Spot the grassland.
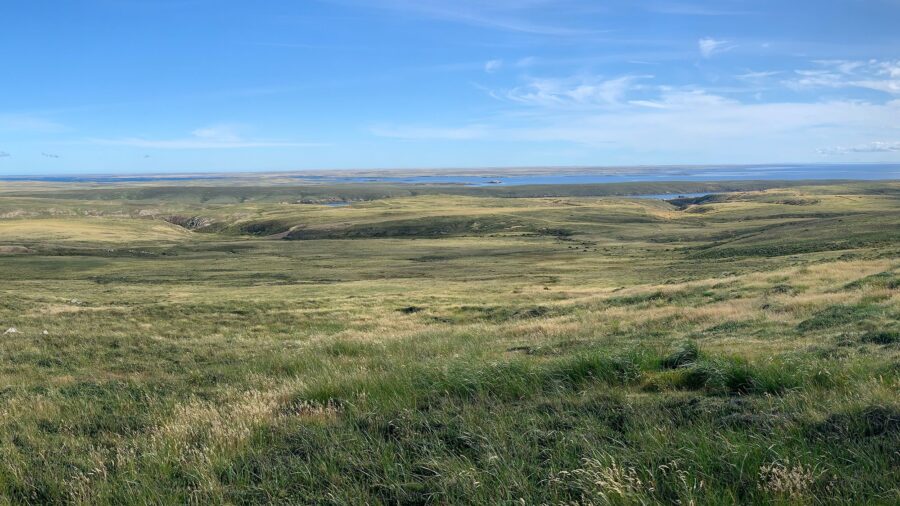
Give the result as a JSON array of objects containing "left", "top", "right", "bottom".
[{"left": 0, "top": 180, "right": 897, "bottom": 504}]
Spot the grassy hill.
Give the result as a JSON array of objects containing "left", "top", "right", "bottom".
[{"left": 0, "top": 181, "right": 897, "bottom": 504}]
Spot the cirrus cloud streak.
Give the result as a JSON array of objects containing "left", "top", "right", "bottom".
[{"left": 89, "top": 124, "right": 326, "bottom": 149}]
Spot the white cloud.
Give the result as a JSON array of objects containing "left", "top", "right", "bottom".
[
  {"left": 853, "top": 79, "right": 900, "bottom": 94},
  {"left": 370, "top": 71, "right": 900, "bottom": 161},
  {"left": 877, "top": 60, "right": 900, "bottom": 78},
  {"left": 698, "top": 37, "right": 734, "bottom": 58},
  {"left": 784, "top": 60, "right": 900, "bottom": 95},
  {"left": 500, "top": 75, "right": 651, "bottom": 107},
  {"left": 736, "top": 70, "right": 781, "bottom": 81},
  {"left": 628, "top": 99, "right": 669, "bottom": 109},
  {"left": 484, "top": 59, "right": 503, "bottom": 73},
  {"left": 819, "top": 141, "right": 900, "bottom": 155},
  {"left": 813, "top": 59, "right": 866, "bottom": 75},
  {"left": 190, "top": 124, "right": 243, "bottom": 143},
  {"left": 374, "top": 99, "right": 900, "bottom": 158},
  {"left": 91, "top": 124, "right": 324, "bottom": 149},
  {"left": 785, "top": 69, "right": 843, "bottom": 89}
]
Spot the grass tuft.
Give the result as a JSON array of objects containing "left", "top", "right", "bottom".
[
  {"left": 661, "top": 340, "right": 701, "bottom": 369},
  {"left": 860, "top": 330, "right": 900, "bottom": 344}
]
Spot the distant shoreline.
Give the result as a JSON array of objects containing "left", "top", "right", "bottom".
[{"left": 1, "top": 163, "right": 897, "bottom": 186}]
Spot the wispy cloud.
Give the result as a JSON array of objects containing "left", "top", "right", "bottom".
[
  {"left": 484, "top": 59, "right": 503, "bottom": 73},
  {"left": 628, "top": 88, "right": 732, "bottom": 109},
  {"left": 646, "top": 1, "right": 753, "bottom": 16},
  {"left": 698, "top": 37, "right": 735, "bottom": 58},
  {"left": 737, "top": 70, "right": 782, "bottom": 81},
  {"left": 784, "top": 59, "right": 900, "bottom": 95},
  {"left": 372, "top": 98, "right": 900, "bottom": 160},
  {"left": 370, "top": 69, "right": 900, "bottom": 161},
  {"left": 91, "top": 124, "right": 325, "bottom": 149},
  {"left": 497, "top": 75, "right": 652, "bottom": 108},
  {"left": 370, "top": 124, "right": 489, "bottom": 140},
  {"left": 853, "top": 79, "right": 900, "bottom": 94},
  {"left": 329, "top": 0, "right": 597, "bottom": 36},
  {"left": 0, "top": 114, "right": 65, "bottom": 132},
  {"left": 819, "top": 141, "right": 900, "bottom": 155}
]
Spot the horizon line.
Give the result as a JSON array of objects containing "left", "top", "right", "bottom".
[{"left": 1, "top": 161, "right": 899, "bottom": 179}]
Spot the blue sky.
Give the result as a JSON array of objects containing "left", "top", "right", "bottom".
[{"left": 1, "top": 0, "right": 899, "bottom": 174}]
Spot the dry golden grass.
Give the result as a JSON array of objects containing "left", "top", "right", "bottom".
[{"left": 0, "top": 218, "right": 191, "bottom": 242}]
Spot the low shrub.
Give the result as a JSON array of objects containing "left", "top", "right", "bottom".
[{"left": 860, "top": 330, "right": 900, "bottom": 344}]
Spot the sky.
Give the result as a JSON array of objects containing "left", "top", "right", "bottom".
[{"left": 1, "top": 0, "right": 899, "bottom": 174}]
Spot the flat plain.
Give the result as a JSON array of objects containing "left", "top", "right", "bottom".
[{"left": 0, "top": 180, "right": 897, "bottom": 504}]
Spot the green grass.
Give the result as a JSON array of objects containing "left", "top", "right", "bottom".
[{"left": 0, "top": 180, "right": 897, "bottom": 504}]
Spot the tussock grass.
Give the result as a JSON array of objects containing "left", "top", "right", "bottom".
[{"left": 0, "top": 181, "right": 896, "bottom": 503}]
